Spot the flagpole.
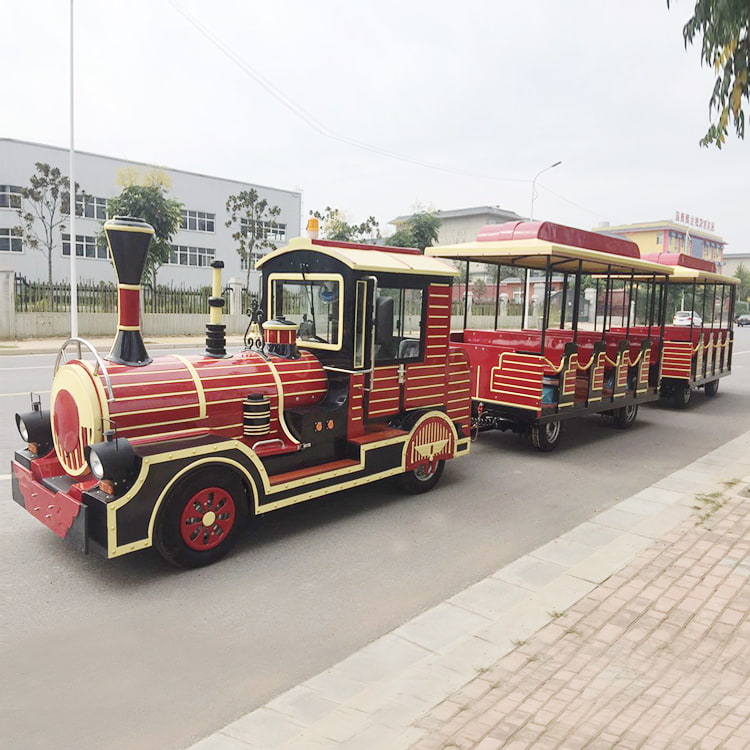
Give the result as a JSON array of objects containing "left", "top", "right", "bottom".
[{"left": 69, "top": 0, "right": 78, "bottom": 338}]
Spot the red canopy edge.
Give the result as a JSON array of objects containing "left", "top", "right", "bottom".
[
  {"left": 642, "top": 252, "right": 717, "bottom": 273},
  {"left": 476, "top": 221, "right": 641, "bottom": 260}
]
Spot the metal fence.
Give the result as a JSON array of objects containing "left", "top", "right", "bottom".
[{"left": 14, "top": 276, "right": 235, "bottom": 315}]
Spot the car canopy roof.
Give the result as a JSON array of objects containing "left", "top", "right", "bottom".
[{"left": 427, "top": 221, "right": 673, "bottom": 277}]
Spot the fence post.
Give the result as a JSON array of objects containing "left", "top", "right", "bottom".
[
  {"left": 0, "top": 268, "right": 15, "bottom": 339},
  {"left": 228, "top": 277, "right": 243, "bottom": 334}
]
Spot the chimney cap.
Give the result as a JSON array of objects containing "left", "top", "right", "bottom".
[{"left": 104, "top": 216, "right": 155, "bottom": 235}]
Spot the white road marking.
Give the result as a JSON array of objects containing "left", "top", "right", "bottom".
[
  {"left": 0, "top": 391, "right": 50, "bottom": 398},
  {"left": 0, "top": 365, "right": 54, "bottom": 371}
]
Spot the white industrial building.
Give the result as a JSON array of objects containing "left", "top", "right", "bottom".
[
  {"left": 390, "top": 206, "right": 526, "bottom": 246},
  {"left": 0, "top": 138, "right": 302, "bottom": 287}
]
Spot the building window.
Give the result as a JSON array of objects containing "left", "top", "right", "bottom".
[
  {"left": 0, "top": 228, "right": 22, "bottom": 252},
  {"left": 181, "top": 210, "right": 215, "bottom": 233},
  {"left": 0, "top": 185, "right": 22, "bottom": 209},
  {"left": 655, "top": 234, "right": 662, "bottom": 245},
  {"left": 75, "top": 195, "right": 108, "bottom": 220},
  {"left": 240, "top": 253, "right": 266, "bottom": 271},
  {"left": 239, "top": 218, "right": 286, "bottom": 242},
  {"left": 169, "top": 244, "right": 215, "bottom": 267},
  {"left": 62, "top": 233, "right": 107, "bottom": 259}
]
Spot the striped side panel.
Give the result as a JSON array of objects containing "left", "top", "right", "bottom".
[
  {"left": 661, "top": 342, "right": 693, "bottom": 379},
  {"left": 445, "top": 349, "right": 472, "bottom": 434},
  {"left": 490, "top": 353, "right": 544, "bottom": 411},
  {"left": 367, "top": 366, "right": 401, "bottom": 417}
]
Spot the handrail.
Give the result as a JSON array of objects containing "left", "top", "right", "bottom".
[{"left": 54, "top": 337, "right": 115, "bottom": 401}]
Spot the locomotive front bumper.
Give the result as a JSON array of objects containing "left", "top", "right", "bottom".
[{"left": 11, "top": 452, "right": 90, "bottom": 554}]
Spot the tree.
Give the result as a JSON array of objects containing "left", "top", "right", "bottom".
[
  {"left": 734, "top": 262, "right": 750, "bottom": 304},
  {"left": 472, "top": 278, "right": 487, "bottom": 303},
  {"left": 15, "top": 162, "right": 85, "bottom": 291},
  {"left": 106, "top": 170, "right": 183, "bottom": 289},
  {"left": 388, "top": 209, "right": 441, "bottom": 252},
  {"left": 309, "top": 207, "right": 379, "bottom": 242},
  {"left": 669, "top": 0, "right": 749, "bottom": 147},
  {"left": 225, "top": 189, "right": 281, "bottom": 288}
]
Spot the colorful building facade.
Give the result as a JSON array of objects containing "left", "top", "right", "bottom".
[{"left": 593, "top": 216, "right": 726, "bottom": 269}]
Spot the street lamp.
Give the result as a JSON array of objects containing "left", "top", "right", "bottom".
[
  {"left": 524, "top": 160, "right": 562, "bottom": 328},
  {"left": 530, "top": 160, "right": 562, "bottom": 221},
  {"left": 69, "top": 0, "right": 78, "bottom": 339}
]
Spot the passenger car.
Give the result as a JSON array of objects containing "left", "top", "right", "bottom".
[{"left": 673, "top": 310, "right": 702, "bottom": 326}]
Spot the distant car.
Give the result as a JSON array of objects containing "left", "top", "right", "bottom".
[
  {"left": 673, "top": 310, "right": 703, "bottom": 326},
  {"left": 736, "top": 315, "right": 750, "bottom": 327}
]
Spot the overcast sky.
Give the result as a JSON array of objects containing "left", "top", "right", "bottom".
[{"left": 5, "top": 0, "right": 748, "bottom": 252}]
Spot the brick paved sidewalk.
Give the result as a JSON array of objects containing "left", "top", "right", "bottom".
[{"left": 411, "top": 482, "right": 750, "bottom": 750}]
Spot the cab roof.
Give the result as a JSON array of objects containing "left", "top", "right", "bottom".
[
  {"left": 427, "top": 221, "right": 674, "bottom": 277},
  {"left": 258, "top": 237, "right": 458, "bottom": 277}
]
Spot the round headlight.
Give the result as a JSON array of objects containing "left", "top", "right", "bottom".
[
  {"left": 17, "top": 417, "right": 29, "bottom": 442},
  {"left": 16, "top": 409, "right": 52, "bottom": 450},
  {"left": 84, "top": 436, "right": 136, "bottom": 486},
  {"left": 88, "top": 449, "right": 105, "bottom": 479}
]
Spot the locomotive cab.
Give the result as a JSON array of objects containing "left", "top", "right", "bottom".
[
  {"left": 256, "top": 236, "right": 470, "bottom": 469},
  {"left": 259, "top": 237, "right": 429, "bottom": 373}
]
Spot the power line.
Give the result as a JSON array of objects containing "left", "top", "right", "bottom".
[
  {"left": 167, "top": 1, "right": 607, "bottom": 221},
  {"left": 167, "top": 0, "right": 527, "bottom": 185}
]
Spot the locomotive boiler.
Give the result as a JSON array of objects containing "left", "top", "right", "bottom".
[{"left": 12, "top": 217, "right": 472, "bottom": 567}]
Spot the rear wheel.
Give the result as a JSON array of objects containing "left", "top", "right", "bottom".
[
  {"left": 612, "top": 403, "right": 638, "bottom": 429},
  {"left": 399, "top": 460, "right": 445, "bottom": 494},
  {"left": 671, "top": 384, "right": 692, "bottom": 409},
  {"left": 704, "top": 379, "right": 720, "bottom": 397},
  {"left": 154, "top": 467, "right": 248, "bottom": 568},
  {"left": 530, "top": 419, "right": 562, "bottom": 452}
]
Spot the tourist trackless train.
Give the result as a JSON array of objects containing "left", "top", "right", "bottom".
[{"left": 11, "top": 217, "right": 737, "bottom": 566}]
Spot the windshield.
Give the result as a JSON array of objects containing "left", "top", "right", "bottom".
[{"left": 270, "top": 276, "right": 342, "bottom": 348}]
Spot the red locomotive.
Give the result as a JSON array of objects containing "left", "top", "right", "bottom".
[{"left": 12, "top": 217, "right": 471, "bottom": 567}]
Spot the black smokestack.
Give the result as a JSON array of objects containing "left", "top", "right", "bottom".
[{"left": 104, "top": 216, "right": 154, "bottom": 367}]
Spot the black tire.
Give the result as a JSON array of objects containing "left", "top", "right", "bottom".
[
  {"left": 671, "top": 384, "right": 692, "bottom": 409},
  {"left": 154, "top": 466, "right": 248, "bottom": 568},
  {"left": 612, "top": 403, "right": 638, "bottom": 429},
  {"left": 399, "top": 460, "right": 445, "bottom": 494},
  {"left": 530, "top": 419, "right": 562, "bottom": 452},
  {"left": 704, "top": 379, "right": 720, "bottom": 397}
]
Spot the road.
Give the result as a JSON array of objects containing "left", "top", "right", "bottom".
[{"left": 3, "top": 332, "right": 750, "bottom": 750}]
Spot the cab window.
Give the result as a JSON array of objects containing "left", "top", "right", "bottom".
[
  {"left": 271, "top": 276, "right": 342, "bottom": 348},
  {"left": 375, "top": 286, "right": 424, "bottom": 362}
]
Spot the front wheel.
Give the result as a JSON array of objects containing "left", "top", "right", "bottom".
[
  {"left": 154, "top": 467, "right": 248, "bottom": 568},
  {"left": 612, "top": 403, "right": 638, "bottom": 429},
  {"left": 399, "top": 460, "right": 445, "bottom": 494},
  {"left": 704, "top": 379, "right": 720, "bottom": 397},
  {"left": 530, "top": 419, "right": 562, "bottom": 452}
]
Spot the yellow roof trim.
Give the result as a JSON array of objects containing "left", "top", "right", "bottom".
[
  {"left": 427, "top": 238, "right": 674, "bottom": 276},
  {"left": 667, "top": 265, "right": 739, "bottom": 284},
  {"left": 258, "top": 237, "right": 458, "bottom": 277}
]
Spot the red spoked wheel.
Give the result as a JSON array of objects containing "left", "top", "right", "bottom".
[
  {"left": 179, "top": 486, "right": 237, "bottom": 551},
  {"left": 155, "top": 467, "right": 248, "bottom": 568}
]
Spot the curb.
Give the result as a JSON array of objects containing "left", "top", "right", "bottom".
[{"left": 187, "top": 429, "right": 750, "bottom": 750}]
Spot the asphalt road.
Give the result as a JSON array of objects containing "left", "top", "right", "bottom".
[{"left": 3, "top": 332, "right": 750, "bottom": 750}]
